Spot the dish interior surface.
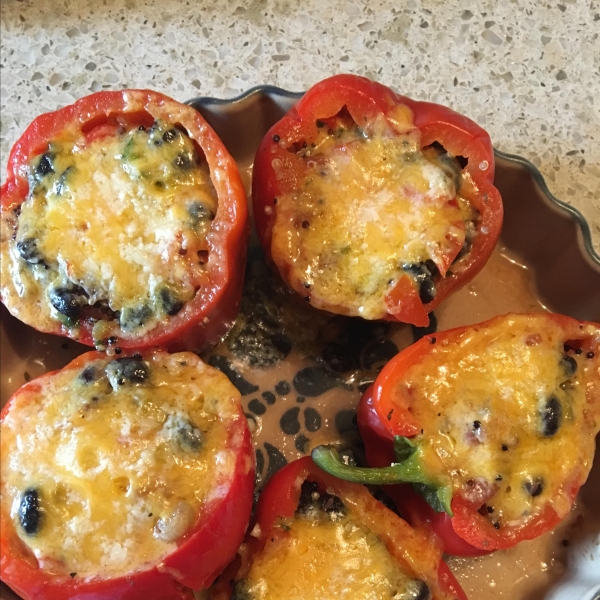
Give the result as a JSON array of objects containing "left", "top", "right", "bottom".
[{"left": 1, "top": 88, "right": 599, "bottom": 600}]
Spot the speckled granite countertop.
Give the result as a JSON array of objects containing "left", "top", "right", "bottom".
[{"left": 1, "top": 0, "right": 599, "bottom": 253}]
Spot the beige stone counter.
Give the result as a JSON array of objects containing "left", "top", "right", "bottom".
[{"left": 1, "top": 0, "right": 599, "bottom": 255}]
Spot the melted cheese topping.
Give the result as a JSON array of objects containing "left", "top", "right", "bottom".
[
  {"left": 398, "top": 315, "right": 599, "bottom": 528},
  {"left": 0, "top": 352, "right": 240, "bottom": 578},
  {"left": 240, "top": 513, "right": 422, "bottom": 599},
  {"left": 271, "top": 116, "right": 476, "bottom": 319},
  {"left": 0, "top": 120, "right": 217, "bottom": 342}
]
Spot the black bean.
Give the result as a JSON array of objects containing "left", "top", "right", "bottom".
[
  {"left": 174, "top": 419, "right": 202, "bottom": 452},
  {"left": 79, "top": 366, "right": 98, "bottom": 384},
  {"left": 162, "top": 129, "right": 178, "bottom": 143},
  {"left": 107, "top": 357, "right": 150, "bottom": 385},
  {"left": 560, "top": 355, "right": 578, "bottom": 377},
  {"left": 297, "top": 481, "right": 320, "bottom": 512},
  {"left": 540, "top": 395, "right": 562, "bottom": 437},
  {"left": 402, "top": 262, "right": 437, "bottom": 304},
  {"left": 424, "top": 259, "right": 440, "bottom": 277},
  {"left": 55, "top": 166, "right": 75, "bottom": 196},
  {"left": 49, "top": 287, "right": 87, "bottom": 319},
  {"left": 188, "top": 201, "right": 214, "bottom": 225},
  {"left": 19, "top": 488, "right": 43, "bottom": 535},
  {"left": 231, "top": 579, "right": 253, "bottom": 600},
  {"left": 16, "top": 237, "right": 45, "bottom": 265},
  {"left": 35, "top": 153, "right": 55, "bottom": 178},
  {"left": 159, "top": 287, "right": 184, "bottom": 316},
  {"left": 401, "top": 580, "right": 430, "bottom": 600},
  {"left": 296, "top": 481, "right": 347, "bottom": 518},
  {"left": 319, "top": 494, "right": 346, "bottom": 515},
  {"left": 120, "top": 304, "right": 153, "bottom": 330},
  {"left": 524, "top": 477, "right": 544, "bottom": 497},
  {"left": 173, "top": 152, "right": 193, "bottom": 170}
]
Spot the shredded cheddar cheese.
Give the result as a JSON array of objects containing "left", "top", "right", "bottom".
[{"left": 0, "top": 352, "right": 240, "bottom": 578}]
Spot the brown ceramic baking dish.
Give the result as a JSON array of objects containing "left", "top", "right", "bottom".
[{"left": 1, "top": 87, "right": 599, "bottom": 600}]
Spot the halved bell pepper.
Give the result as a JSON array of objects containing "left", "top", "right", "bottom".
[
  {"left": 314, "top": 313, "right": 600, "bottom": 555},
  {"left": 0, "top": 90, "right": 248, "bottom": 352},
  {"left": 252, "top": 74, "right": 503, "bottom": 326},
  {"left": 0, "top": 349, "right": 255, "bottom": 599},
  {"left": 211, "top": 456, "right": 467, "bottom": 600}
]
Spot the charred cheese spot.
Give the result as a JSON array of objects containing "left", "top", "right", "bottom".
[
  {"left": 271, "top": 113, "right": 477, "bottom": 319},
  {"left": 0, "top": 120, "right": 217, "bottom": 342},
  {"left": 0, "top": 352, "right": 240, "bottom": 578},
  {"left": 397, "top": 315, "right": 599, "bottom": 528},
  {"left": 238, "top": 484, "right": 428, "bottom": 600}
]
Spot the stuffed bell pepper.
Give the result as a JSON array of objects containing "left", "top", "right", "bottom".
[
  {"left": 0, "top": 350, "right": 255, "bottom": 599},
  {"left": 0, "top": 90, "right": 248, "bottom": 352},
  {"left": 211, "top": 457, "right": 467, "bottom": 600},
  {"left": 313, "top": 313, "right": 600, "bottom": 555},
  {"left": 252, "top": 74, "right": 503, "bottom": 326}
]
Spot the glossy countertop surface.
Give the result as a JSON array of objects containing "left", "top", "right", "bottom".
[{"left": 1, "top": 0, "right": 599, "bottom": 252}]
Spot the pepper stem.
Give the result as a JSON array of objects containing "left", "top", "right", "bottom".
[{"left": 311, "top": 442, "right": 453, "bottom": 516}]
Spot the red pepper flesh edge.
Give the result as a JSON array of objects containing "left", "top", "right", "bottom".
[
  {"left": 0, "top": 90, "right": 249, "bottom": 353},
  {"left": 357, "top": 312, "right": 600, "bottom": 554},
  {"left": 210, "top": 456, "right": 468, "bottom": 600},
  {"left": 0, "top": 350, "right": 255, "bottom": 600},
  {"left": 252, "top": 74, "right": 503, "bottom": 326}
]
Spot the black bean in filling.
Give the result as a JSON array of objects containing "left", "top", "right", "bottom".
[
  {"left": 34, "top": 153, "right": 55, "bottom": 179},
  {"left": 400, "top": 580, "right": 431, "bottom": 600},
  {"left": 119, "top": 304, "right": 153, "bottom": 330},
  {"left": 540, "top": 395, "right": 562, "bottom": 438},
  {"left": 55, "top": 166, "right": 75, "bottom": 196},
  {"left": 523, "top": 477, "right": 544, "bottom": 497},
  {"left": 158, "top": 286, "right": 184, "bottom": 316},
  {"left": 231, "top": 580, "right": 253, "bottom": 600},
  {"left": 188, "top": 200, "right": 214, "bottom": 225},
  {"left": 106, "top": 357, "right": 150, "bottom": 386},
  {"left": 19, "top": 488, "right": 43, "bottom": 535},
  {"left": 162, "top": 128, "right": 179, "bottom": 143},
  {"left": 296, "top": 481, "right": 346, "bottom": 519},
  {"left": 173, "top": 418, "right": 203, "bottom": 452},
  {"left": 16, "top": 237, "right": 45, "bottom": 265},
  {"left": 49, "top": 286, "right": 88, "bottom": 319},
  {"left": 402, "top": 261, "right": 438, "bottom": 304},
  {"left": 79, "top": 365, "right": 99, "bottom": 384},
  {"left": 172, "top": 152, "right": 194, "bottom": 171},
  {"left": 560, "top": 354, "right": 578, "bottom": 377}
]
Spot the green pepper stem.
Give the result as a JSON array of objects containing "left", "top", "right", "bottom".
[{"left": 311, "top": 445, "right": 454, "bottom": 517}]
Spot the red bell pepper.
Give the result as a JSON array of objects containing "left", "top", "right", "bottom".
[
  {"left": 314, "top": 313, "right": 600, "bottom": 555},
  {"left": 0, "top": 349, "right": 255, "bottom": 599},
  {"left": 211, "top": 456, "right": 467, "bottom": 600},
  {"left": 252, "top": 74, "right": 503, "bottom": 326},
  {"left": 0, "top": 90, "right": 248, "bottom": 352}
]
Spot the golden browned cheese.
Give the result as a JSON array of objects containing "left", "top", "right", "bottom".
[
  {"left": 271, "top": 112, "right": 477, "bottom": 319},
  {"left": 398, "top": 315, "right": 599, "bottom": 527},
  {"left": 0, "top": 120, "right": 217, "bottom": 342},
  {"left": 0, "top": 352, "right": 240, "bottom": 578},
  {"left": 240, "top": 510, "right": 424, "bottom": 600}
]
